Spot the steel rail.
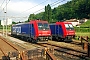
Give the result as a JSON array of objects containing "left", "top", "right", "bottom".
[
  {"left": 0, "top": 48, "right": 6, "bottom": 56},
  {"left": 37, "top": 43, "right": 89, "bottom": 59},
  {"left": 0, "top": 36, "right": 18, "bottom": 51}
]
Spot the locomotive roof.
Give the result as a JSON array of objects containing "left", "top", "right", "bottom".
[
  {"left": 49, "top": 23, "right": 55, "bottom": 25},
  {"left": 12, "top": 20, "right": 48, "bottom": 26},
  {"left": 12, "top": 22, "right": 29, "bottom": 26},
  {"left": 50, "top": 22, "right": 72, "bottom": 25}
]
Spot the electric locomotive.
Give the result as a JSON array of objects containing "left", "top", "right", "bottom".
[
  {"left": 50, "top": 22, "right": 75, "bottom": 42},
  {"left": 11, "top": 20, "right": 51, "bottom": 43}
]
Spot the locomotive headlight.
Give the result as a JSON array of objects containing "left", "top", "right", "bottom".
[
  {"left": 39, "top": 34, "right": 41, "bottom": 35},
  {"left": 39, "top": 34, "right": 42, "bottom": 35},
  {"left": 48, "top": 34, "right": 50, "bottom": 35},
  {"left": 67, "top": 33, "right": 68, "bottom": 35}
]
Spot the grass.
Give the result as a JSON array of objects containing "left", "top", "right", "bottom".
[
  {"left": 0, "top": 26, "right": 11, "bottom": 32},
  {"left": 80, "top": 20, "right": 90, "bottom": 27},
  {"left": 75, "top": 32, "right": 90, "bottom": 41},
  {"left": 0, "top": 29, "right": 11, "bottom": 32},
  {"left": 76, "top": 32, "right": 90, "bottom": 37}
]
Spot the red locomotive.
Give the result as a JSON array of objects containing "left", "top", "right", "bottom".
[
  {"left": 50, "top": 22, "right": 75, "bottom": 42},
  {"left": 11, "top": 20, "right": 52, "bottom": 43}
]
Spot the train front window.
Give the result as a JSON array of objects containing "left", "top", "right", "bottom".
[
  {"left": 38, "top": 23, "right": 49, "bottom": 30},
  {"left": 65, "top": 24, "right": 74, "bottom": 30},
  {"left": 43, "top": 23, "right": 49, "bottom": 30},
  {"left": 38, "top": 23, "right": 43, "bottom": 30},
  {"left": 69, "top": 24, "right": 73, "bottom": 28}
]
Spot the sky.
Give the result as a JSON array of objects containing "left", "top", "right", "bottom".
[{"left": 0, "top": 0, "right": 71, "bottom": 22}]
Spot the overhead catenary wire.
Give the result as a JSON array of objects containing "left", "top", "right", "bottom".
[
  {"left": 51, "top": 0, "right": 66, "bottom": 7},
  {"left": 21, "top": 0, "right": 62, "bottom": 14},
  {"left": 19, "top": 0, "right": 48, "bottom": 14},
  {"left": 0, "top": 0, "right": 10, "bottom": 14},
  {"left": 0, "top": 0, "right": 67, "bottom": 20},
  {"left": 33, "top": 0, "right": 66, "bottom": 14},
  {"left": 0, "top": 0, "right": 5, "bottom": 14},
  {"left": 11, "top": 0, "right": 66, "bottom": 19},
  {"left": 0, "top": 0, "right": 48, "bottom": 18},
  {"left": 0, "top": 0, "right": 5, "bottom": 8}
]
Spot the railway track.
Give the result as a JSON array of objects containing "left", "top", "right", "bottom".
[
  {"left": 69, "top": 39, "right": 82, "bottom": 45},
  {"left": 0, "top": 36, "right": 20, "bottom": 59},
  {"left": 1, "top": 32, "right": 90, "bottom": 60},
  {"left": 0, "top": 33, "right": 47, "bottom": 60},
  {"left": 2, "top": 34, "right": 88, "bottom": 60},
  {"left": 37, "top": 42, "right": 89, "bottom": 60}
]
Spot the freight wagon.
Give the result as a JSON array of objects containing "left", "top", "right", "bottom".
[
  {"left": 11, "top": 20, "right": 52, "bottom": 43},
  {"left": 50, "top": 22, "right": 75, "bottom": 42}
]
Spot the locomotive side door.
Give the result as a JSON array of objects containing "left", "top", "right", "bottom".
[
  {"left": 55, "top": 25, "right": 63, "bottom": 38},
  {"left": 29, "top": 24, "right": 35, "bottom": 38},
  {"left": 55, "top": 25, "right": 59, "bottom": 36}
]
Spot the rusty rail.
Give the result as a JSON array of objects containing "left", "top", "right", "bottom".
[
  {"left": 0, "top": 36, "right": 18, "bottom": 51},
  {"left": 0, "top": 36, "right": 26, "bottom": 60},
  {"left": 46, "top": 51, "right": 56, "bottom": 60},
  {"left": 0, "top": 48, "right": 10, "bottom": 60},
  {"left": 17, "top": 48, "right": 56, "bottom": 60},
  {"left": 0, "top": 36, "right": 19, "bottom": 60},
  {"left": 0, "top": 48, "right": 6, "bottom": 56},
  {"left": 0, "top": 35, "right": 57, "bottom": 60}
]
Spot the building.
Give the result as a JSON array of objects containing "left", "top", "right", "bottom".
[
  {"left": 1, "top": 18, "right": 12, "bottom": 26},
  {"left": 65, "top": 19, "right": 88, "bottom": 26},
  {"left": 65, "top": 19, "right": 79, "bottom": 26}
]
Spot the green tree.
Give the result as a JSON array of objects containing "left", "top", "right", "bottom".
[
  {"left": 28, "top": 14, "right": 35, "bottom": 21},
  {"left": 44, "top": 4, "right": 52, "bottom": 23},
  {"left": 27, "top": 0, "right": 90, "bottom": 23},
  {"left": 44, "top": 6, "right": 48, "bottom": 20},
  {"left": 0, "top": 20, "right": 1, "bottom": 25},
  {"left": 52, "top": 8, "right": 58, "bottom": 22},
  {"left": 35, "top": 12, "right": 44, "bottom": 20},
  {"left": 12, "top": 21, "right": 17, "bottom": 24}
]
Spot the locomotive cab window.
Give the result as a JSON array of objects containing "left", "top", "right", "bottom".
[
  {"left": 68, "top": 24, "right": 73, "bottom": 28},
  {"left": 38, "top": 23, "right": 49, "bottom": 30},
  {"left": 38, "top": 23, "right": 43, "bottom": 30},
  {"left": 43, "top": 23, "right": 49, "bottom": 30},
  {"left": 65, "top": 24, "right": 74, "bottom": 30}
]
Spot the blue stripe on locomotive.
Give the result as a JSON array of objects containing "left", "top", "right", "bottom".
[{"left": 50, "top": 24, "right": 63, "bottom": 37}]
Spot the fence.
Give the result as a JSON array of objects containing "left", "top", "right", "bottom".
[{"left": 80, "top": 36, "right": 90, "bottom": 57}]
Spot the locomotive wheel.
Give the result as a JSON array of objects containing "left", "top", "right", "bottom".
[
  {"left": 31, "top": 39, "right": 35, "bottom": 43},
  {"left": 64, "top": 38, "right": 68, "bottom": 42},
  {"left": 59, "top": 37, "right": 64, "bottom": 42},
  {"left": 61, "top": 38, "right": 64, "bottom": 42},
  {"left": 29, "top": 38, "right": 32, "bottom": 42},
  {"left": 22, "top": 36, "right": 25, "bottom": 41},
  {"left": 26, "top": 38, "right": 29, "bottom": 42},
  {"left": 31, "top": 39, "right": 38, "bottom": 43},
  {"left": 64, "top": 38, "right": 72, "bottom": 42},
  {"left": 56, "top": 37, "right": 60, "bottom": 42},
  {"left": 20, "top": 36, "right": 23, "bottom": 40}
]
